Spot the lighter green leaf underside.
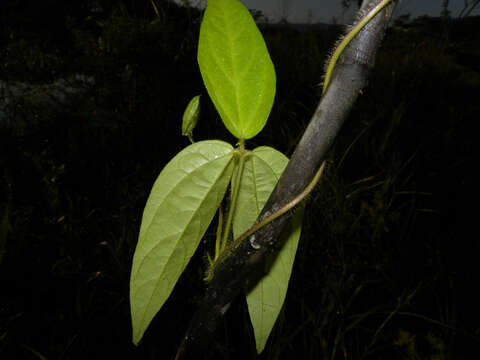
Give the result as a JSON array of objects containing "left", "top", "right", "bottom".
[
  {"left": 198, "top": 0, "right": 276, "bottom": 140},
  {"left": 232, "top": 146, "right": 289, "bottom": 238},
  {"left": 246, "top": 206, "right": 304, "bottom": 354},
  {"left": 130, "top": 140, "right": 235, "bottom": 345},
  {"left": 232, "top": 146, "right": 304, "bottom": 354}
]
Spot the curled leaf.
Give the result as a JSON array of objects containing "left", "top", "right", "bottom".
[{"left": 182, "top": 95, "right": 201, "bottom": 142}]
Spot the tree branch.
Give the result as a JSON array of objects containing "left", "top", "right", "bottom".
[{"left": 175, "top": 1, "right": 397, "bottom": 358}]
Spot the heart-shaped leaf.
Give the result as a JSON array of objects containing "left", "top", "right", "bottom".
[
  {"left": 198, "top": 0, "right": 276, "bottom": 140},
  {"left": 232, "top": 146, "right": 304, "bottom": 353},
  {"left": 130, "top": 140, "right": 235, "bottom": 345}
]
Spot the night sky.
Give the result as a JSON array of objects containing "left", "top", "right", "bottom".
[{"left": 182, "top": 0, "right": 480, "bottom": 23}]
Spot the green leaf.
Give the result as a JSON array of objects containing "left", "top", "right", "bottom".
[
  {"left": 130, "top": 140, "right": 235, "bottom": 345},
  {"left": 232, "top": 147, "right": 289, "bottom": 237},
  {"left": 182, "top": 95, "right": 201, "bottom": 141},
  {"left": 232, "top": 146, "right": 304, "bottom": 354},
  {"left": 198, "top": 0, "right": 276, "bottom": 140}
]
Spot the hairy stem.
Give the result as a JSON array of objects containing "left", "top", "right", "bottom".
[
  {"left": 213, "top": 203, "right": 223, "bottom": 262},
  {"left": 230, "top": 1, "right": 394, "bottom": 245},
  {"left": 323, "top": 0, "right": 394, "bottom": 93}
]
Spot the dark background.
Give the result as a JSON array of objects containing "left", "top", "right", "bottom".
[{"left": 0, "top": 0, "right": 478, "bottom": 359}]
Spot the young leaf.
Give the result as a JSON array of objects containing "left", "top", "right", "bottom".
[
  {"left": 182, "top": 95, "right": 201, "bottom": 142},
  {"left": 232, "top": 146, "right": 304, "bottom": 354},
  {"left": 130, "top": 140, "right": 235, "bottom": 345},
  {"left": 198, "top": 0, "right": 276, "bottom": 140}
]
